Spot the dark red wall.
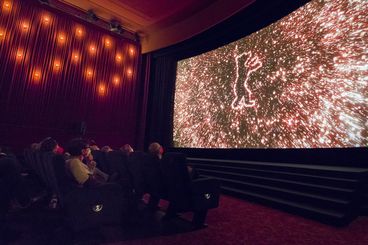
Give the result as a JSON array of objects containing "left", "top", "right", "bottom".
[{"left": 0, "top": 0, "right": 142, "bottom": 151}]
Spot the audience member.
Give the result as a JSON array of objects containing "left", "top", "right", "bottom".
[
  {"left": 65, "top": 139, "right": 108, "bottom": 187},
  {"left": 144, "top": 142, "right": 165, "bottom": 211},
  {"left": 39, "top": 137, "right": 64, "bottom": 154},
  {"left": 101, "top": 145, "right": 113, "bottom": 153},
  {"left": 39, "top": 137, "right": 65, "bottom": 208},
  {"left": 148, "top": 142, "right": 164, "bottom": 159},
  {"left": 88, "top": 139, "right": 100, "bottom": 151},
  {"left": 30, "top": 142, "right": 40, "bottom": 152},
  {"left": 120, "top": 144, "right": 134, "bottom": 156}
]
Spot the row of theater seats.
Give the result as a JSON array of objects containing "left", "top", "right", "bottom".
[{"left": 23, "top": 149, "right": 221, "bottom": 232}]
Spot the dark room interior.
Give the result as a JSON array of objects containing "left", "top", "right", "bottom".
[{"left": 0, "top": 0, "right": 367, "bottom": 244}]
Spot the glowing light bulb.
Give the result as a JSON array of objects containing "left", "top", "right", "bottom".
[
  {"left": 129, "top": 48, "right": 134, "bottom": 55},
  {"left": 3, "top": 1, "right": 11, "bottom": 12},
  {"left": 16, "top": 50, "right": 23, "bottom": 59},
  {"left": 76, "top": 27, "right": 84, "bottom": 37},
  {"left": 116, "top": 53, "right": 122, "bottom": 62},
  {"left": 89, "top": 45, "right": 96, "bottom": 54},
  {"left": 72, "top": 52, "right": 80, "bottom": 63},
  {"left": 42, "top": 15, "right": 50, "bottom": 24},
  {"left": 21, "top": 22, "right": 29, "bottom": 32},
  {"left": 98, "top": 83, "right": 106, "bottom": 96},
  {"left": 53, "top": 60, "right": 61, "bottom": 71},
  {"left": 104, "top": 38, "right": 111, "bottom": 48},
  {"left": 0, "top": 30, "right": 5, "bottom": 40},
  {"left": 58, "top": 33, "right": 66, "bottom": 44},
  {"left": 113, "top": 75, "right": 120, "bottom": 86},
  {"left": 33, "top": 70, "right": 41, "bottom": 82},
  {"left": 86, "top": 68, "right": 93, "bottom": 78}
]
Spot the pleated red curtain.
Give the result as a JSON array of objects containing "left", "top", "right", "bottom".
[{"left": 0, "top": 0, "right": 141, "bottom": 150}]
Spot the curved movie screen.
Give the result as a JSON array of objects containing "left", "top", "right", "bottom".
[{"left": 173, "top": 0, "right": 368, "bottom": 148}]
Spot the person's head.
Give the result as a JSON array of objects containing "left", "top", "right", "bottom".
[
  {"left": 30, "top": 143, "right": 40, "bottom": 151},
  {"left": 120, "top": 144, "right": 134, "bottom": 156},
  {"left": 148, "top": 142, "right": 163, "bottom": 159},
  {"left": 66, "top": 138, "right": 90, "bottom": 157},
  {"left": 39, "top": 137, "right": 58, "bottom": 153},
  {"left": 101, "top": 145, "right": 113, "bottom": 153},
  {"left": 88, "top": 139, "right": 100, "bottom": 150}
]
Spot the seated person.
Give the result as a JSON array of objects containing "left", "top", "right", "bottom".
[
  {"left": 39, "top": 137, "right": 64, "bottom": 208},
  {"left": 88, "top": 139, "right": 100, "bottom": 151},
  {"left": 101, "top": 145, "right": 113, "bottom": 153},
  {"left": 144, "top": 142, "right": 165, "bottom": 211},
  {"left": 65, "top": 139, "right": 109, "bottom": 187},
  {"left": 39, "top": 137, "right": 64, "bottom": 154},
  {"left": 148, "top": 142, "right": 163, "bottom": 159},
  {"left": 30, "top": 142, "right": 41, "bottom": 152},
  {"left": 83, "top": 148, "right": 109, "bottom": 181},
  {"left": 120, "top": 144, "right": 134, "bottom": 156}
]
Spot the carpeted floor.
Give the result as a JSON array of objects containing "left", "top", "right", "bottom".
[{"left": 4, "top": 195, "right": 368, "bottom": 245}]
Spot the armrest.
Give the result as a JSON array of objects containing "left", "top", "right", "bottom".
[
  {"left": 191, "top": 177, "right": 221, "bottom": 211},
  {"left": 64, "top": 183, "right": 125, "bottom": 231}
]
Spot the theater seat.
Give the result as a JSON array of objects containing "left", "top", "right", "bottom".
[
  {"left": 105, "top": 151, "right": 132, "bottom": 186},
  {"left": 126, "top": 151, "right": 147, "bottom": 201},
  {"left": 63, "top": 183, "right": 125, "bottom": 231},
  {"left": 51, "top": 154, "right": 126, "bottom": 232},
  {"left": 160, "top": 152, "right": 220, "bottom": 226}
]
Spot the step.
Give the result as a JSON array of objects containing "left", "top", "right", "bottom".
[
  {"left": 198, "top": 169, "right": 355, "bottom": 198},
  {"left": 360, "top": 204, "right": 368, "bottom": 216},
  {"left": 221, "top": 186, "right": 352, "bottom": 226},
  {"left": 192, "top": 163, "right": 360, "bottom": 188},
  {"left": 202, "top": 175, "right": 351, "bottom": 210},
  {"left": 189, "top": 158, "right": 368, "bottom": 178}
]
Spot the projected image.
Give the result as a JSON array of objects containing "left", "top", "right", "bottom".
[{"left": 173, "top": 0, "right": 368, "bottom": 148}]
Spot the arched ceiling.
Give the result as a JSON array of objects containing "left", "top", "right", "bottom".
[{"left": 54, "top": 0, "right": 255, "bottom": 53}]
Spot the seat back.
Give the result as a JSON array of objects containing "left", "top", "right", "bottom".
[
  {"left": 50, "top": 155, "right": 126, "bottom": 231},
  {"left": 51, "top": 154, "right": 80, "bottom": 205},
  {"left": 191, "top": 177, "right": 221, "bottom": 211},
  {"left": 105, "top": 150, "right": 134, "bottom": 196},
  {"left": 143, "top": 154, "right": 165, "bottom": 196},
  {"left": 0, "top": 157, "right": 16, "bottom": 214},
  {"left": 40, "top": 152, "right": 60, "bottom": 195},
  {"left": 91, "top": 150, "right": 109, "bottom": 173},
  {"left": 126, "top": 151, "right": 147, "bottom": 198},
  {"left": 105, "top": 151, "right": 130, "bottom": 178},
  {"left": 24, "top": 150, "right": 46, "bottom": 187},
  {"left": 161, "top": 152, "right": 192, "bottom": 210},
  {"left": 161, "top": 152, "right": 221, "bottom": 212},
  {"left": 64, "top": 183, "right": 125, "bottom": 232},
  {"left": 23, "top": 149, "right": 37, "bottom": 174}
]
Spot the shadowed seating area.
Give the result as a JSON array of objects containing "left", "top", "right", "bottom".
[{"left": 3, "top": 195, "right": 368, "bottom": 245}]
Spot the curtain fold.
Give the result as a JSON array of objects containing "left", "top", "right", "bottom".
[
  {"left": 0, "top": 0, "right": 142, "bottom": 150},
  {"left": 144, "top": 55, "right": 177, "bottom": 149}
]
